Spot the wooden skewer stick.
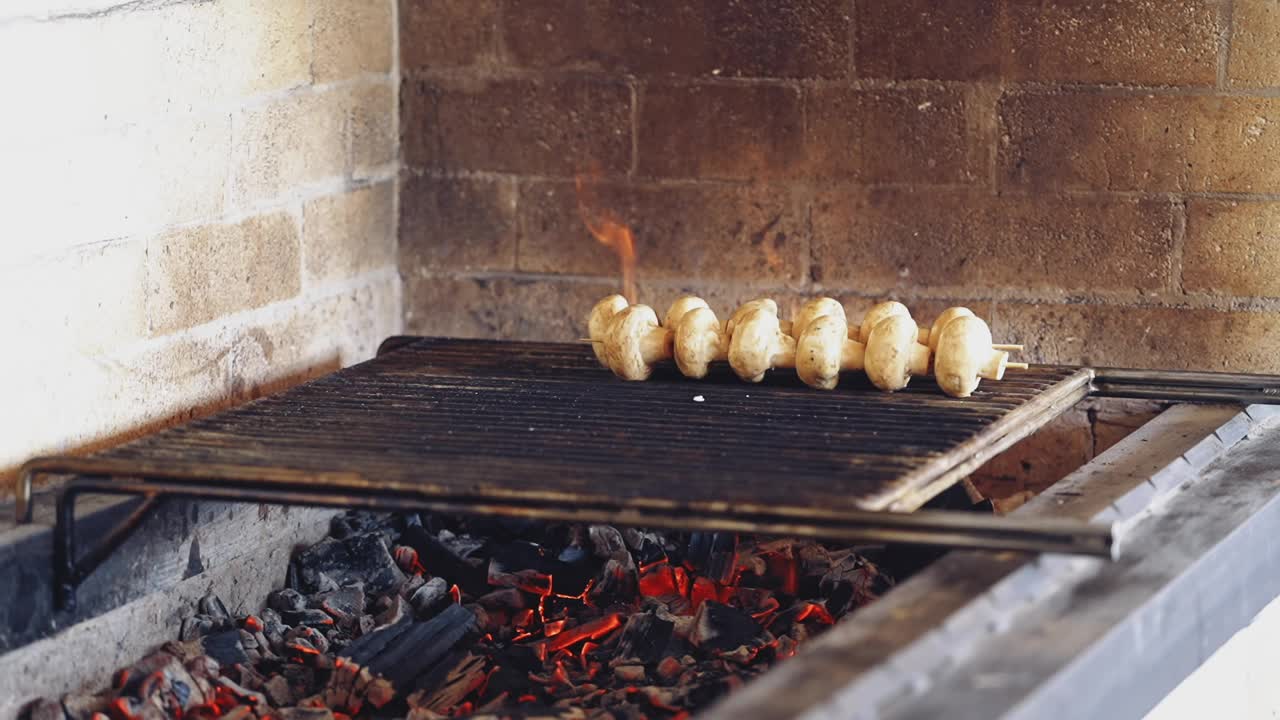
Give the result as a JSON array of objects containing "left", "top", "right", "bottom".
[
  {"left": 577, "top": 337, "right": 601, "bottom": 343},
  {"left": 1006, "top": 362, "right": 1030, "bottom": 370},
  {"left": 992, "top": 344, "right": 1024, "bottom": 352}
]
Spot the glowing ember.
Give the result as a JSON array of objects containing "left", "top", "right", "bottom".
[{"left": 575, "top": 172, "right": 637, "bottom": 303}]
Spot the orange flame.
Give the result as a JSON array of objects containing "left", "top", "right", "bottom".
[{"left": 575, "top": 173, "right": 636, "bottom": 303}]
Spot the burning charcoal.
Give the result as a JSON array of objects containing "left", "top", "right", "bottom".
[
  {"left": 691, "top": 602, "right": 763, "bottom": 652},
  {"left": 200, "top": 629, "right": 250, "bottom": 667},
  {"left": 286, "top": 625, "right": 331, "bottom": 655},
  {"left": 294, "top": 533, "right": 406, "bottom": 596},
  {"left": 406, "top": 652, "right": 487, "bottom": 714},
  {"left": 487, "top": 541, "right": 557, "bottom": 596},
  {"left": 180, "top": 615, "right": 218, "bottom": 641},
  {"left": 333, "top": 604, "right": 478, "bottom": 709},
  {"left": 588, "top": 558, "right": 637, "bottom": 608},
  {"left": 238, "top": 629, "right": 259, "bottom": 651},
  {"left": 655, "top": 656, "right": 685, "bottom": 682},
  {"left": 313, "top": 584, "right": 367, "bottom": 625},
  {"left": 268, "top": 588, "right": 307, "bottom": 614},
  {"left": 215, "top": 676, "right": 268, "bottom": 715},
  {"left": 233, "top": 662, "right": 267, "bottom": 690},
  {"left": 411, "top": 577, "right": 453, "bottom": 619},
  {"left": 282, "top": 608, "right": 336, "bottom": 629},
  {"left": 613, "top": 612, "right": 674, "bottom": 665},
  {"left": 685, "top": 533, "right": 738, "bottom": 584},
  {"left": 199, "top": 594, "right": 231, "bottom": 622},
  {"left": 399, "top": 526, "right": 489, "bottom": 596},
  {"left": 588, "top": 525, "right": 628, "bottom": 561}
]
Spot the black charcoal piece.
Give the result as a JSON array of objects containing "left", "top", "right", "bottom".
[
  {"left": 267, "top": 588, "right": 307, "bottom": 614},
  {"left": 615, "top": 612, "right": 674, "bottom": 664},
  {"left": 685, "top": 533, "right": 738, "bottom": 584},
  {"left": 476, "top": 588, "right": 526, "bottom": 611},
  {"left": 199, "top": 594, "right": 231, "bottom": 621},
  {"left": 632, "top": 535, "right": 670, "bottom": 563},
  {"left": 200, "top": 630, "right": 250, "bottom": 667},
  {"left": 558, "top": 543, "right": 590, "bottom": 564},
  {"left": 489, "top": 541, "right": 593, "bottom": 597},
  {"left": 262, "top": 675, "right": 293, "bottom": 707},
  {"left": 436, "top": 529, "right": 487, "bottom": 560},
  {"left": 691, "top": 602, "right": 763, "bottom": 652},
  {"left": 282, "top": 608, "right": 336, "bottom": 628},
  {"left": 294, "top": 533, "right": 406, "bottom": 595},
  {"left": 410, "top": 577, "right": 452, "bottom": 619},
  {"left": 313, "top": 585, "right": 366, "bottom": 623},
  {"left": 180, "top": 615, "right": 218, "bottom": 641},
  {"left": 330, "top": 512, "right": 401, "bottom": 541},
  {"left": 337, "top": 604, "right": 478, "bottom": 700},
  {"left": 399, "top": 526, "right": 488, "bottom": 596},
  {"left": 375, "top": 594, "right": 409, "bottom": 627},
  {"left": 589, "top": 525, "right": 631, "bottom": 562}
]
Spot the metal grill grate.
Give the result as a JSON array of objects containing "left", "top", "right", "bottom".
[{"left": 77, "top": 338, "right": 1089, "bottom": 513}]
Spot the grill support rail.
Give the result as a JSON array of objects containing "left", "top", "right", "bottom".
[{"left": 15, "top": 337, "right": 1280, "bottom": 610}]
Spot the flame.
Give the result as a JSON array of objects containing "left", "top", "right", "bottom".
[{"left": 575, "top": 173, "right": 637, "bottom": 303}]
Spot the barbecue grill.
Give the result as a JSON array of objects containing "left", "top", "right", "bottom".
[{"left": 17, "top": 337, "right": 1280, "bottom": 610}]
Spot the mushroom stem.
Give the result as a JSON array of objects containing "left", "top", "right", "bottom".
[
  {"left": 728, "top": 305, "right": 796, "bottom": 383},
  {"left": 638, "top": 327, "right": 672, "bottom": 366}
]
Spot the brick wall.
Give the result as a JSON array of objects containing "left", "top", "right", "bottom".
[
  {"left": 399, "top": 0, "right": 1280, "bottom": 375},
  {"left": 0, "top": 0, "right": 400, "bottom": 492}
]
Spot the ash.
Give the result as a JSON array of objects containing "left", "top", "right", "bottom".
[{"left": 26, "top": 512, "right": 894, "bottom": 720}]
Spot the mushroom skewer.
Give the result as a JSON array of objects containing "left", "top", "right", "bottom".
[
  {"left": 589, "top": 296, "right": 797, "bottom": 381},
  {"left": 587, "top": 295, "right": 1024, "bottom": 396},
  {"left": 792, "top": 299, "right": 930, "bottom": 392},
  {"left": 917, "top": 306, "right": 1023, "bottom": 353},
  {"left": 932, "top": 314, "right": 1011, "bottom": 398}
]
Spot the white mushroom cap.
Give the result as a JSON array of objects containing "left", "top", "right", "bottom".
[
  {"left": 673, "top": 306, "right": 725, "bottom": 379},
  {"left": 792, "top": 297, "right": 845, "bottom": 340},
  {"left": 604, "top": 304, "right": 669, "bottom": 381},
  {"left": 728, "top": 306, "right": 795, "bottom": 383},
  {"left": 588, "top": 295, "right": 629, "bottom": 365},
  {"left": 922, "top": 306, "right": 975, "bottom": 351},
  {"left": 796, "top": 313, "right": 851, "bottom": 390},
  {"left": 664, "top": 296, "right": 710, "bottom": 329},
  {"left": 934, "top": 315, "right": 1007, "bottom": 398},
  {"left": 858, "top": 301, "right": 911, "bottom": 343},
  {"left": 864, "top": 314, "right": 928, "bottom": 392},
  {"left": 725, "top": 298, "right": 778, "bottom": 340}
]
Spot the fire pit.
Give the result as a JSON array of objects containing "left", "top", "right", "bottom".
[{"left": 45, "top": 512, "right": 893, "bottom": 719}]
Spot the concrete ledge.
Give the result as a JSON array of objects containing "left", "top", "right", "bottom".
[{"left": 0, "top": 493, "right": 336, "bottom": 719}]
